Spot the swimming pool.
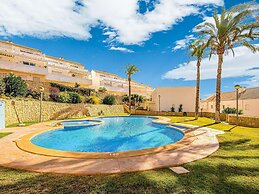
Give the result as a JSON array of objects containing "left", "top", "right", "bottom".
[{"left": 31, "top": 116, "right": 184, "bottom": 153}]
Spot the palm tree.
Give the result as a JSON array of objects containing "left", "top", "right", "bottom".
[
  {"left": 196, "top": 3, "right": 259, "bottom": 122},
  {"left": 125, "top": 64, "right": 139, "bottom": 110},
  {"left": 189, "top": 40, "right": 208, "bottom": 120}
]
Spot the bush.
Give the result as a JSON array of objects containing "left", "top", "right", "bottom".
[
  {"left": 49, "top": 87, "right": 60, "bottom": 102},
  {"left": 3, "top": 73, "right": 28, "bottom": 97},
  {"left": 178, "top": 104, "right": 183, "bottom": 112},
  {"left": 98, "top": 87, "right": 107, "bottom": 93},
  {"left": 50, "top": 83, "right": 95, "bottom": 96},
  {"left": 222, "top": 107, "right": 242, "bottom": 115},
  {"left": 87, "top": 96, "right": 100, "bottom": 104},
  {"left": 26, "top": 89, "right": 41, "bottom": 99},
  {"left": 103, "top": 95, "right": 116, "bottom": 105},
  {"left": 58, "top": 92, "right": 70, "bottom": 103},
  {"left": 171, "top": 106, "right": 175, "bottom": 112},
  {"left": 69, "top": 92, "right": 82, "bottom": 104},
  {"left": 0, "top": 79, "right": 5, "bottom": 95}
]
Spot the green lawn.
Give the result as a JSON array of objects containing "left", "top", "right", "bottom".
[
  {"left": 0, "top": 132, "right": 11, "bottom": 139},
  {"left": 0, "top": 117, "right": 258, "bottom": 193}
]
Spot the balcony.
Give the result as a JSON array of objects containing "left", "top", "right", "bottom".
[
  {"left": 46, "top": 73, "right": 92, "bottom": 86},
  {"left": 0, "top": 61, "right": 48, "bottom": 75}
]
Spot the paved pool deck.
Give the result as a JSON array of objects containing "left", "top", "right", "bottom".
[{"left": 0, "top": 117, "right": 224, "bottom": 175}]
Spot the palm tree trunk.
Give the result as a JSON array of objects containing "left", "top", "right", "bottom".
[
  {"left": 215, "top": 53, "right": 223, "bottom": 122},
  {"left": 195, "top": 58, "right": 201, "bottom": 120},
  {"left": 128, "top": 77, "right": 131, "bottom": 111}
]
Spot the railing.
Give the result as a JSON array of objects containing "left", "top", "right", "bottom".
[
  {"left": 0, "top": 61, "right": 48, "bottom": 75},
  {"left": 46, "top": 73, "right": 92, "bottom": 85}
]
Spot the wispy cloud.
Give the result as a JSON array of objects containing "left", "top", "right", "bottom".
[
  {"left": 109, "top": 46, "right": 134, "bottom": 53},
  {"left": 172, "top": 35, "right": 196, "bottom": 51},
  {"left": 163, "top": 45, "right": 259, "bottom": 87},
  {"left": 0, "top": 0, "right": 223, "bottom": 45}
]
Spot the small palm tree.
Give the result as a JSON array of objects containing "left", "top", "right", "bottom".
[
  {"left": 189, "top": 40, "right": 208, "bottom": 120},
  {"left": 125, "top": 64, "right": 139, "bottom": 110},
  {"left": 196, "top": 3, "right": 259, "bottom": 122}
]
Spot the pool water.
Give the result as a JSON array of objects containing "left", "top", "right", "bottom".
[{"left": 31, "top": 116, "right": 184, "bottom": 153}]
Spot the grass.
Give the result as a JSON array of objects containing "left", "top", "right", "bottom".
[
  {"left": 0, "top": 132, "right": 11, "bottom": 138},
  {"left": 0, "top": 117, "right": 258, "bottom": 193}
]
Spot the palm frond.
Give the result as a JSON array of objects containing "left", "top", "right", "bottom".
[{"left": 241, "top": 41, "right": 259, "bottom": 53}]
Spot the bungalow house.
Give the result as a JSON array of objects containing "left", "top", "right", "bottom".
[{"left": 201, "top": 87, "right": 259, "bottom": 117}]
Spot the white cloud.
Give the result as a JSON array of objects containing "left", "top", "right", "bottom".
[
  {"left": 172, "top": 34, "right": 196, "bottom": 51},
  {"left": 109, "top": 46, "right": 134, "bottom": 53},
  {"left": 163, "top": 45, "right": 259, "bottom": 87},
  {"left": 0, "top": 0, "right": 223, "bottom": 45}
]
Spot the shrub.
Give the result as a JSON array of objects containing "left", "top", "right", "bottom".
[
  {"left": 87, "top": 96, "right": 100, "bottom": 104},
  {"left": 69, "top": 92, "right": 82, "bottom": 104},
  {"left": 58, "top": 92, "right": 70, "bottom": 103},
  {"left": 49, "top": 87, "right": 60, "bottom": 102},
  {"left": 122, "top": 94, "right": 129, "bottom": 103},
  {"left": 222, "top": 107, "right": 242, "bottom": 115},
  {"left": 79, "top": 95, "right": 86, "bottom": 103},
  {"left": 103, "top": 95, "right": 116, "bottom": 105},
  {"left": 50, "top": 82, "right": 95, "bottom": 96},
  {"left": 75, "top": 82, "right": 80, "bottom": 88},
  {"left": 178, "top": 104, "right": 183, "bottom": 112},
  {"left": 26, "top": 89, "right": 41, "bottom": 99},
  {"left": 3, "top": 73, "right": 28, "bottom": 97},
  {"left": 0, "top": 79, "right": 5, "bottom": 95},
  {"left": 171, "top": 105, "right": 175, "bottom": 112},
  {"left": 98, "top": 87, "right": 107, "bottom": 93}
]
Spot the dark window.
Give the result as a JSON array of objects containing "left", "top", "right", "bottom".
[{"left": 23, "top": 61, "right": 30, "bottom": 65}]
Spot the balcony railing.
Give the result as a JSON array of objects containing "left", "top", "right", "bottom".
[
  {"left": 0, "top": 61, "right": 48, "bottom": 75},
  {"left": 46, "top": 73, "right": 92, "bottom": 85}
]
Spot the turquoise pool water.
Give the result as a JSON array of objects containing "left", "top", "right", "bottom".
[{"left": 31, "top": 116, "right": 184, "bottom": 153}]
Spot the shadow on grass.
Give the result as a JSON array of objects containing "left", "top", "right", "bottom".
[{"left": 0, "top": 160, "right": 258, "bottom": 194}]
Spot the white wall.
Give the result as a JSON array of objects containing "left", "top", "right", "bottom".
[{"left": 151, "top": 87, "right": 196, "bottom": 112}]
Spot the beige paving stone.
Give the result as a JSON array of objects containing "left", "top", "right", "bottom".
[
  {"left": 169, "top": 166, "right": 190, "bottom": 174},
  {"left": 0, "top": 120, "right": 223, "bottom": 175}
]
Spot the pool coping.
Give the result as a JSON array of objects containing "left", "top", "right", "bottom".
[{"left": 15, "top": 116, "right": 195, "bottom": 159}]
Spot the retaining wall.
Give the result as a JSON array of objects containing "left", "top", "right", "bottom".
[
  {"left": 1, "top": 98, "right": 124, "bottom": 126},
  {"left": 226, "top": 114, "right": 259, "bottom": 128}
]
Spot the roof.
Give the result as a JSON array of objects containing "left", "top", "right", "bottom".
[
  {"left": 46, "top": 55, "right": 84, "bottom": 67},
  {"left": 0, "top": 40, "right": 42, "bottom": 53},
  {"left": 93, "top": 70, "right": 153, "bottom": 88},
  {"left": 204, "top": 87, "right": 259, "bottom": 101}
]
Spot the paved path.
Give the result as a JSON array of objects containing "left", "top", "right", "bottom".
[{"left": 0, "top": 121, "right": 224, "bottom": 175}]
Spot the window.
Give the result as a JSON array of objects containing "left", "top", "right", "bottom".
[
  {"left": 222, "top": 105, "right": 225, "bottom": 109},
  {"left": 211, "top": 105, "right": 213, "bottom": 109},
  {"left": 23, "top": 61, "right": 30, "bottom": 65}
]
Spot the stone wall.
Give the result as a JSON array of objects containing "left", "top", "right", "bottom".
[
  {"left": 131, "top": 109, "right": 226, "bottom": 120},
  {"left": 2, "top": 98, "right": 125, "bottom": 126},
  {"left": 226, "top": 114, "right": 259, "bottom": 128}
]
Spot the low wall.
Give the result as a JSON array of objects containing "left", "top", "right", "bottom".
[
  {"left": 131, "top": 109, "right": 226, "bottom": 120},
  {"left": 226, "top": 114, "right": 259, "bottom": 128},
  {"left": 2, "top": 98, "right": 125, "bottom": 126}
]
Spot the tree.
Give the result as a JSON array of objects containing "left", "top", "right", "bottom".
[
  {"left": 189, "top": 40, "right": 208, "bottom": 120},
  {"left": 0, "top": 79, "right": 5, "bottom": 95},
  {"left": 103, "top": 95, "right": 116, "bottom": 105},
  {"left": 3, "top": 73, "right": 28, "bottom": 97},
  {"left": 196, "top": 3, "right": 259, "bottom": 122},
  {"left": 125, "top": 64, "right": 139, "bottom": 110}
]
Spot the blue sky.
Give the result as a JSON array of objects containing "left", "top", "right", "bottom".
[{"left": 0, "top": 0, "right": 258, "bottom": 98}]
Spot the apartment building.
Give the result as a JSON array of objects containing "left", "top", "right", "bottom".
[
  {"left": 201, "top": 87, "right": 259, "bottom": 117},
  {"left": 0, "top": 40, "right": 153, "bottom": 97},
  {"left": 0, "top": 40, "right": 92, "bottom": 87},
  {"left": 91, "top": 70, "right": 153, "bottom": 98}
]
